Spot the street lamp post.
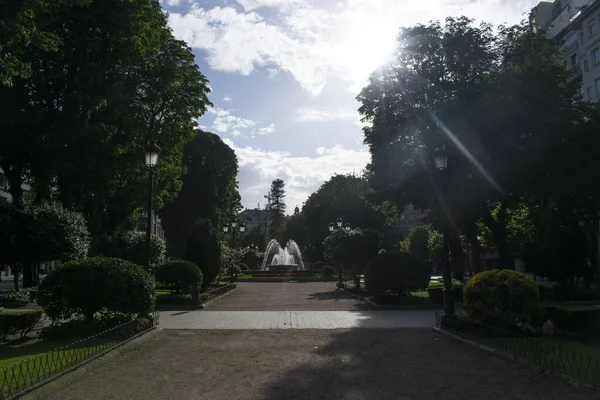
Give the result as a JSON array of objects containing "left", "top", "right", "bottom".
[
  {"left": 223, "top": 221, "right": 245, "bottom": 282},
  {"left": 144, "top": 140, "right": 160, "bottom": 272},
  {"left": 433, "top": 145, "right": 455, "bottom": 316}
]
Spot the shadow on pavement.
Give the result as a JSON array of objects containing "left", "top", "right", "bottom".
[{"left": 260, "top": 325, "right": 599, "bottom": 400}]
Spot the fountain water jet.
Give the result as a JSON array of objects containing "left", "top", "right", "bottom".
[{"left": 261, "top": 239, "right": 305, "bottom": 271}]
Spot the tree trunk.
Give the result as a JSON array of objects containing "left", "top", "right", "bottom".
[
  {"left": 592, "top": 211, "right": 600, "bottom": 288},
  {"left": 449, "top": 234, "right": 465, "bottom": 281},
  {"left": 13, "top": 268, "right": 19, "bottom": 292},
  {"left": 22, "top": 263, "right": 33, "bottom": 288},
  {"left": 465, "top": 222, "right": 482, "bottom": 274},
  {"left": 481, "top": 203, "right": 514, "bottom": 270}
]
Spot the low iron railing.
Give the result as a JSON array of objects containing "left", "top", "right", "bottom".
[
  {"left": 1, "top": 312, "right": 159, "bottom": 400},
  {"left": 435, "top": 312, "right": 600, "bottom": 387}
]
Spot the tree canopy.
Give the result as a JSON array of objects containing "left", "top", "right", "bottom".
[
  {"left": 0, "top": 0, "right": 212, "bottom": 247},
  {"left": 357, "top": 17, "right": 600, "bottom": 280},
  {"left": 161, "top": 130, "right": 241, "bottom": 258}
]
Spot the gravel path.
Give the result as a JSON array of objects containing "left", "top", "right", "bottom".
[
  {"left": 49, "top": 329, "right": 599, "bottom": 400},
  {"left": 207, "top": 282, "right": 373, "bottom": 311}
]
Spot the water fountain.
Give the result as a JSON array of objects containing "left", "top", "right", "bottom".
[{"left": 261, "top": 239, "right": 305, "bottom": 272}]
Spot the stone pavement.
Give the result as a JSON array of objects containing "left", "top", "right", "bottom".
[
  {"left": 48, "top": 329, "right": 600, "bottom": 400},
  {"left": 160, "top": 282, "right": 436, "bottom": 329},
  {"left": 207, "top": 282, "right": 372, "bottom": 311},
  {"left": 160, "top": 310, "right": 435, "bottom": 329}
]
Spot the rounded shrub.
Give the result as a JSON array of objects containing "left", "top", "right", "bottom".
[
  {"left": 321, "top": 265, "right": 337, "bottom": 280},
  {"left": 365, "top": 251, "right": 429, "bottom": 295},
  {"left": 239, "top": 263, "right": 249, "bottom": 272},
  {"left": 462, "top": 269, "right": 539, "bottom": 326},
  {"left": 229, "top": 264, "right": 242, "bottom": 275},
  {"left": 315, "top": 261, "right": 327, "bottom": 271},
  {"left": 37, "top": 257, "right": 155, "bottom": 323},
  {"left": 155, "top": 260, "right": 203, "bottom": 292}
]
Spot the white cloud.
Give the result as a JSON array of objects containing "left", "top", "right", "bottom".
[
  {"left": 167, "top": 0, "right": 539, "bottom": 95},
  {"left": 267, "top": 68, "right": 278, "bottom": 79},
  {"left": 223, "top": 95, "right": 233, "bottom": 102},
  {"left": 161, "top": 0, "right": 181, "bottom": 6},
  {"left": 258, "top": 123, "right": 276, "bottom": 135},
  {"left": 236, "top": 0, "right": 306, "bottom": 11},
  {"left": 297, "top": 108, "right": 357, "bottom": 122},
  {"left": 205, "top": 107, "right": 275, "bottom": 138},
  {"left": 224, "top": 139, "right": 369, "bottom": 211}
]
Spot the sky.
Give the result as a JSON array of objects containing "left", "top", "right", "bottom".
[{"left": 160, "top": 0, "right": 544, "bottom": 212}]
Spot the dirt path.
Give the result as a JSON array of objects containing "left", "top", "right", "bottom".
[
  {"left": 208, "top": 282, "right": 373, "bottom": 311},
  {"left": 48, "top": 329, "right": 599, "bottom": 400}
]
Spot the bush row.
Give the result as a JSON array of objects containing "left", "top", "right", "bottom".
[{"left": 0, "top": 310, "right": 43, "bottom": 337}]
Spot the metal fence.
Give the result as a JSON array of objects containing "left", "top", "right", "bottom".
[
  {"left": 1, "top": 312, "right": 159, "bottom": 400},
  {"left": 435, "top": 312, "right": 600, "bottom": 387}
]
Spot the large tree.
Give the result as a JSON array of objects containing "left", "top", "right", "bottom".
[
  {"left": 357, "top": 17, "right": 587, "bottom": 274},
  {"left": 302, "top": 174, "right": 385, "bottom": 261},
  {"left": 0, "top": 0, "right": 212, "bottom": 244},
  {"left": 161, "top": 130, "right": 241, "bottom": 258},
  {"left": 268, "top": 179, "right": 286, "bottom": 231}
]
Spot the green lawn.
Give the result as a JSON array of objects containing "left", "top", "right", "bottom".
[
  {"left": 410, "top": 290, "right": 429, "bottom": 298},
  {"left": 0, "top": 336, "right": 118, "bottom": 399}
]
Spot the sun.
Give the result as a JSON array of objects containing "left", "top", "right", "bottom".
[{"left": 326, "top": 15, "right": 399, "bottom": 90}]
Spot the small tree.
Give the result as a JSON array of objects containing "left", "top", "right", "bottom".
[
  {"left": 0, "top": 203, "right": 90, "bottom": 289},
  {"left": 399, "top": 225, "right": 431, "bottom": 262},
  {"left": 100, "top": 231, "right": 166, "bottom": 267}
]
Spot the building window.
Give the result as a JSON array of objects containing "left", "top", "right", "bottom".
[
  {"left": 596, "top": 78, "right": 600, "bottom": 99},
  {"left": 571, "top": 54, "right": 577, "bottom": 66},
  {"left": 589, "top": 21, "right": 598, "bottom": 38},
  {"left": 588, "top": 87, "right": 592, "bottom": 101},
  {"left": 593, "top": 48, "right": 600, "bottom": 65},
  {"left": 584, "top": 59, "right": 589, "bottom": 72}
]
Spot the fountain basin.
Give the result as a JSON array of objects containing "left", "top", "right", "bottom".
[{"left": 266, "top": 264, "right": 300, "bottom": 273}]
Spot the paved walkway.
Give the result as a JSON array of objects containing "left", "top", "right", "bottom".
[
  {"left": 48, "top": 329, "right": 600, "bottom": 400},
  {"left": 207, "top": 282, "right": 372, "bottom": 311},
  {"left": 160, "top": 310, "right": 435, "bottom": 329}
]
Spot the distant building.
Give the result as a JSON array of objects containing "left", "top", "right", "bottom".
[
  {"left": 531, "top": 0, "right": 600, "bottom": 101},
  {"left": 391, "top": 204, "right": 428, "bottom": 236},
  {"left": 238, "top": 207, "right": 270, "bottom": 233},
  {"left": 135, "top": 210, "right": 165, "bottom": 239}
]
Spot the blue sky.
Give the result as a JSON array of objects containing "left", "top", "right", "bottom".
[{"left": 160, "top": 0, "right": 542, "bottom": 212}]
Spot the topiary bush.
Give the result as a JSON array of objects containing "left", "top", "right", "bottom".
[
  {"left": 239, "top": 263, "right": 249, "bottom": 272},
  {"left": 365, "top": 251, "right": 429, "bottom": 295},
  {"left": 462, "top": 269, "right": 539, "bottom": 326},
  {"left": 315, "top": 261, "right": 326, "bottom": 271},
  {"left": 155, "top": 260, "right": 203, "bottom": 292},
  {"left": 99, "top": 231, "right": 166, "bottom": 267},
  {"left": 321, "top": 265, "right": 337, "bottom": 280},
  {"left": 37, "top": 257, "right": 155, "bottom": 323}
]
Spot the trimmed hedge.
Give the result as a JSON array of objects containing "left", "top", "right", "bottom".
[
  {"left": 37, "top": 257, "right": 155, "bottom": 323},
  {"left": 427, "top": 280, "right": 464, "bottom": 304},
  {"left": 155, "top": 260, "right": 203, "bottom": 292},
  {"left": 365, "top": 251, "right": 429, "bottom": 295},
  {"left": 463, "top": 269, "right": 539, "bottom": 325},
  {"left": 0, "top": 310, "right": 43, "bottom": 337},
  {"left": 321, "top": 266, "right": 337, "bottom": 280},
  {"left": 543, "top": 306, "right": 600, "bottom": 338}
]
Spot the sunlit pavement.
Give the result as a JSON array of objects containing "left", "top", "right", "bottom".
[{"left": 159, "top": 310, "right": 435, "bottom": 329}]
